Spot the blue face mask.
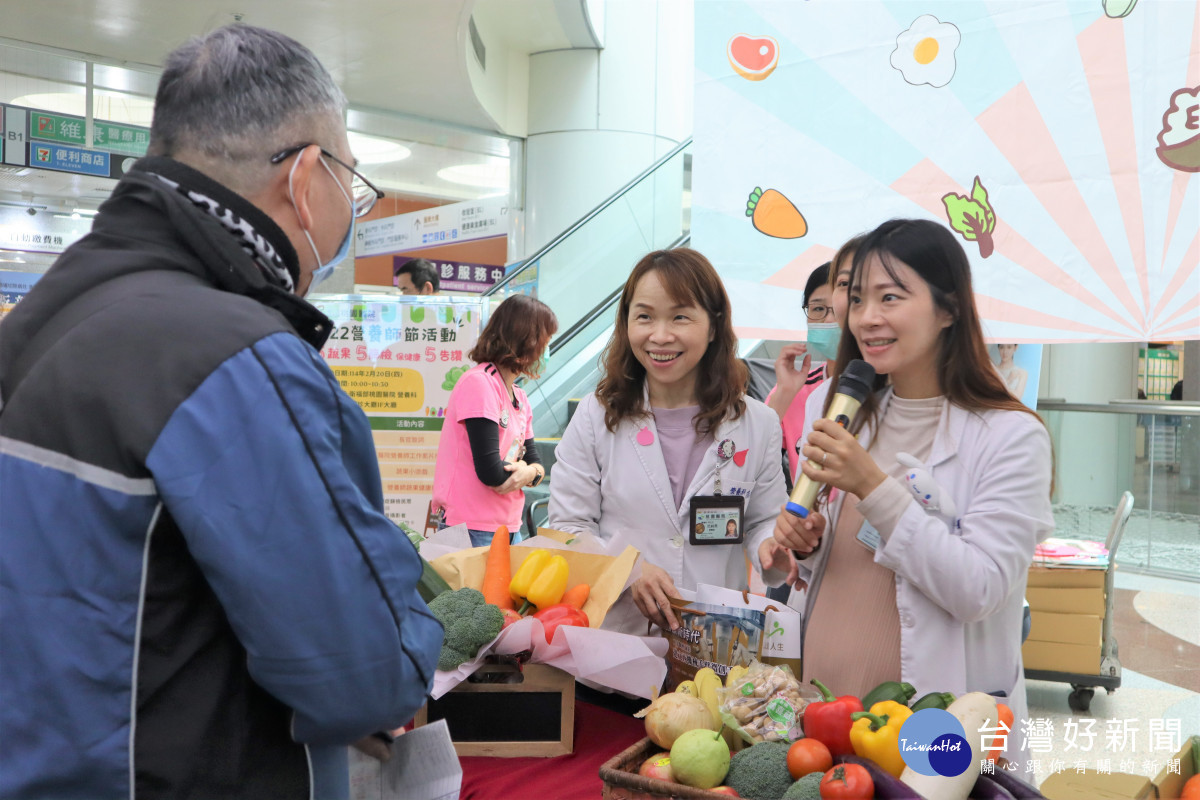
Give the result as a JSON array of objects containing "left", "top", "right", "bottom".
[
  {"left": 289, "top": 154, "right": 354, "bottom": 296},
  {"left": 806, "top": 321, "right": 841, "bottom": 362},
  {"left": 308, "top": 220, "right": 352, "bottom": 292},
  {"left": 535, "top": 350, "right": 550, "bottom": 378}
]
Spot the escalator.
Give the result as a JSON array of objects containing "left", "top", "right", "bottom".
[{"left": 488, "top": 137, "right": 692, "bottom": 439}]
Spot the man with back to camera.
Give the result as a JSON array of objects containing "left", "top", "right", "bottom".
[
  {"left": 394, "top": 257, "right": 440, "bottom": 294},
  {"left": 0, "top": 25, "right": 443, "bottom": 800}
]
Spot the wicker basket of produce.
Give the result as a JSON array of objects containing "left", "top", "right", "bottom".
[{"left": 599, "top": 737, "right": 737, "bottom": 800}]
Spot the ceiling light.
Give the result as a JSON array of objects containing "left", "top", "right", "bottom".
[
  {"left": 347, "top": 132, "right": 411, "bottom": 165},
  {"left": 437, "top": 162, "right": 508, "bottom": 188},
  {"left": 72, "top": 208, "right": 99, "bottom": 216}
]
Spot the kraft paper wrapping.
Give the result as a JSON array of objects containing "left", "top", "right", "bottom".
[
  {"left": 427, "top": 533, "right": 638, "bottom": 630},
  {"left": 423, "top": 525, "right": 668, "bottom": 699}
]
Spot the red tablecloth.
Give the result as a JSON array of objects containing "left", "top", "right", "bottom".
[{"left": 458, "top": 699, "right": 645, "bottom": 800}]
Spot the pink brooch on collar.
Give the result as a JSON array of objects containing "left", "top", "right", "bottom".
[{"left": 636, "top": 426, "right": 655, "bottom": 446}]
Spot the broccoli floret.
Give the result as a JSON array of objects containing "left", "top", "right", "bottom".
[
  {"left": 427, "top": 588, "right": 504, "bottom": 671},
  {"left": 724, "top": 742, "right": 793, "bottom": 800},
  {"left": 783, "top": 772, "right": 825, "bottom": 800}
]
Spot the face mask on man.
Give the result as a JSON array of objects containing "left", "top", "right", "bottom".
[
  {"left": 806, "top": 321, "right": 841, "bottom": 363},
  {"left": 288, "top": 154, "right": 353, "bottom": 296}
]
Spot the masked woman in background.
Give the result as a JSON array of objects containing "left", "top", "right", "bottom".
[{"left": 431, "top": 294, "right": 557, "bottom": 547}]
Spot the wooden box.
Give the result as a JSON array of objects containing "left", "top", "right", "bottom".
[{"left": 413, "top": 662, "right": 575, "bottom": 757}]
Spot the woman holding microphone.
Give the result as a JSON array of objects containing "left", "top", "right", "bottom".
[
  {"left": 774, "top": 219, "right": 1053, "bottom": 763},
  {"left": 549, "top": 248, "right": 793, "bottom": 635}
]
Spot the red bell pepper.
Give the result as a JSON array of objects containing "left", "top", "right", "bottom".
[
  {"left": 531, "top": 603, "right": 589, "bottom": 644},
  {"left": 804, "top": 678, "right": 864, "bottom": 757}
]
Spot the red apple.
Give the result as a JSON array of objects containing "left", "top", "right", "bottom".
[
  {"left": 638, "top": 752, "right": 673, "bottom": 782},
  {"left": 500, "top": 609, "right": 522, "bottom": 629},
  {"left": 709, "top": 788, "right": 740, "bottom": 797}
]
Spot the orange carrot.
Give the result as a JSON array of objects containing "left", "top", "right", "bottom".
[
  {"left": 561, "top": 583, "right": 590, "bottom": 610},
  {"left": 482, "top": 526, "right": 513, "bottom": 609},
  {"left": 746, "top": 187, "right": 807, "bottom": 239}
]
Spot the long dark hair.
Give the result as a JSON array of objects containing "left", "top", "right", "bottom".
[
  {"left": 469, "top": 294, "right": 557, "bottom": 378},
  {"left": 825, "top": 219, "right": 1040, "bottom": 431},
  {"left": 596, "top": 248, "right": 747, "bottom": 434}
]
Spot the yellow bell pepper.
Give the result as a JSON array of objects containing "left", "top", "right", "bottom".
[
  {"left": 511, "top": 550, "right": 568, "bottom": 613},
  {"left": 848, "top": 700, "right": 912, "bottom": 777},
  {"left": 510, "top": 549, "right": 552, "bottom": 607}
]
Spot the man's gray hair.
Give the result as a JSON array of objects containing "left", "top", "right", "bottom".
[{"left": 148, "top": 24, "right": 347, "bottom": 192}]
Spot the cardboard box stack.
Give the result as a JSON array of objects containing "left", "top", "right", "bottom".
[{"left": 1022, "top": 566, "right": 1106, "bottom": 674}]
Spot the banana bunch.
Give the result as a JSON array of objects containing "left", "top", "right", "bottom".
[{"left": 692, "top": 668, "right": 723, "bottom": 727}]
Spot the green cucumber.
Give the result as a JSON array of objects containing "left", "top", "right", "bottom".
[
  {"left": 862, "top": 680, "right": 916, "bottom": 708},
  {"left": 909, "top": 691, "right": 956, "bottom": 712},
  {"left": 417, "top": 556, "right": 452, "bottom": 604}
]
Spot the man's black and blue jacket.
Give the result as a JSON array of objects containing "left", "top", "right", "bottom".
[{"left": 0, "top": 157, "right": 443, "bottom": 799}]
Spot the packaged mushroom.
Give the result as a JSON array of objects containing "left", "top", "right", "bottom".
[{"left": 718, "top": 660, "right": 820, "bottom": 745}]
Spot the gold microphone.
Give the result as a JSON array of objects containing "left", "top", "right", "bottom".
[{"left": 787, "top": 359, "right": 876, "bottom": 556}]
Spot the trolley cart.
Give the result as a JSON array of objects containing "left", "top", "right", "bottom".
[{"left": 1024, "top": 491, "right": 1133, "bottom": 713}]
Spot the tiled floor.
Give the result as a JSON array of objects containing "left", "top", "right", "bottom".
[{"left": 1024, "top": 572, "right": 1200, "bottom": 788}]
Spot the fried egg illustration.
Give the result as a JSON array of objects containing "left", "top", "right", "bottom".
[{"left": 891, "top": 15, "right": 961, "bottom": 88}]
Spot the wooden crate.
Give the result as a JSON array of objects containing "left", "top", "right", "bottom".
[
  {"left": 413, "top": 662, "right": 574, "bottom": 757},
  {"left": 599, "top": 737, "right": 739, "bottom": 799}
]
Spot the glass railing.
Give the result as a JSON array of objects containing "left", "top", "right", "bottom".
[
  {"left": 487, "top": 138, "right": 691, "bottom": 334},
  {"left": 1037, "top": 399, "right": 1200, "bottom": 581}
]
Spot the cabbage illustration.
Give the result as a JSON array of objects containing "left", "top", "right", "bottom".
[
  {"left": 442, "top": 365, "right": 469, "bottom": 391},
  {"left": 942, "top": 176, "right": 996, "bottom": 258}
]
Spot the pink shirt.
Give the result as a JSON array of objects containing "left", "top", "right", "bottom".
[
  {"left": 432, "top": 363, "right": 534, "bottom": 532},
  {"left": 765, "top": 364, "right": 826, "bottom": 479}
]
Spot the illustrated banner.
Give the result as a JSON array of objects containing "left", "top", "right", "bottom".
[{"left": 694, "top": 0, "right": 1199, "bottom": 344}]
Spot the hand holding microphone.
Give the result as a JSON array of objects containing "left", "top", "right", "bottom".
[{"left": 785, "top": 359, "right": 877, "bottom": 559}]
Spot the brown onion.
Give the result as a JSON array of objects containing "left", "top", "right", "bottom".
[{"left": 634, "top": 692, "right": 720, "bottom": 748}]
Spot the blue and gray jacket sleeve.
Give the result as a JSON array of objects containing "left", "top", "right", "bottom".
[{"left": 146, "top": 331, "right": 444, "bottom": 744}]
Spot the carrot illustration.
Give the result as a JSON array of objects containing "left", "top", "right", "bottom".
[{"left": 746, "top": 187, "right": 807, "bottom": 239}]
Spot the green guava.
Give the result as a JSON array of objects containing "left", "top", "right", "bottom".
[{"left": 669, "top": 728, "right": 730, "bottom": 790}]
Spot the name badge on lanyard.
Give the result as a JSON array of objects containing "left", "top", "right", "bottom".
[{"left": 689, "top": 438, "right": 745, "bottom": 545}]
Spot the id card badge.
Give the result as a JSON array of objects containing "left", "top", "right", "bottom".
[
  {"left": 689, "top": 495, "right": 745, "bottom": 545},
  {"left": 855, "top": 519, "right": 881, "bottom": 552}
]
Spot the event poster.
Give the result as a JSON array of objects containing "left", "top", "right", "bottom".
[
  {"left": 693, "top": 1, "right": 1199, "bottom": 345},
  {"left": 0, "top": 271, "right": 41, "bottom": 321},
  {"left": 310, "top": 294, "right": 485, "bottom": 537}
]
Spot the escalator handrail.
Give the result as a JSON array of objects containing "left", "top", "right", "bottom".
[
  {"left": 486, "top": 137, "right": 693, "bottom": 297},
  {"left": 546, "top": 232, "right": 691, "bottom": 358}
]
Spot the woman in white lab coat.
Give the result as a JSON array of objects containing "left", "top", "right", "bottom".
[
  {"left": 774, "top": 219, "right": 1053, "bottom": 764},
  {"left": 549, "top": 248, "right": 793, "bottom": 636}
]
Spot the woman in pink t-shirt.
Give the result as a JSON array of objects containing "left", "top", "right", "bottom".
[{"left": 431, "top": 294, "right": 557, "bottom": 547}]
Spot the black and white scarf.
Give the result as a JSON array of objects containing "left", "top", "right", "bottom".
[{"left": 153, "top": 173, "right": 296, "bottom": 294}]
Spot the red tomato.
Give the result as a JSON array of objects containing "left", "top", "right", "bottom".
[
  {"left": 1180, "top": 773, "right": 1200, "bottom": 800},
  {"left": 787, "top": 738, "right": 833, "bottom": 779},
  {"left": 500, "top": 609, "right": 522, "bottom": 630},
  {"left": 819, "top": 764, "right": 873, "bottom": 800}
]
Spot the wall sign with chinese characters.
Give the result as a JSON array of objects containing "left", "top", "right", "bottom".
[
  {"left": 0, "top": 207, "right": 92, "bottom": 255},
  {"left": 1, "top": 104, "right": 149, "bottom": 175},
  {"left": 396, "top": 257, "right": 504, "bottom": 294},
  {"left": 356, "top": 196, "right": 508, "bottom": 258},
  {"left": 309, "top": 294, "right": 486, "bottom": 536}
]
